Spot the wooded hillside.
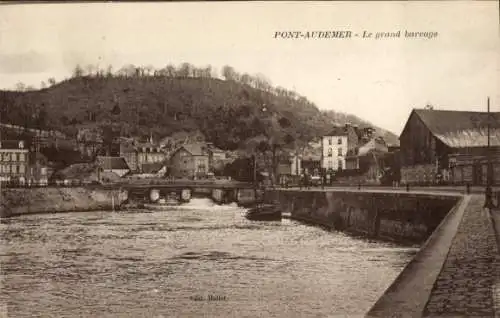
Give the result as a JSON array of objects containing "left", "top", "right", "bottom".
[{"left": 0, "top": 64, "right": 398, "bottom": 153}]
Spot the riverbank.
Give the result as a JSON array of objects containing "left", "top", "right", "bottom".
[{"left": 0, "top": 187, "right": 128, "bottom": 218}]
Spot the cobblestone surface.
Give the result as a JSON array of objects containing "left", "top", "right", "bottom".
[
  {"left": 424, "top": 195, "right": 500, "bottom": 317},
  {"left": 490, "top": 207, "right": 500, "bottom": 318}
]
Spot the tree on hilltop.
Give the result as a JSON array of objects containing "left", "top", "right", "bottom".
[
  {"left": 222, "top": 65, "right": 237, "bottom": 81},
  {"left": 15, "top": 82, "right": 26, "bottom": 91},
  {"left": 73, "top": 64, "right": 84, "bottom": 78}
]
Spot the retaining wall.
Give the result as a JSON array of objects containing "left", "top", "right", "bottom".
[
  {"left": 0, "top": 187, "right": 128, "bottom": 217},
  {"left": 264, "top": 190, "right": 459, "bottom": 243}
]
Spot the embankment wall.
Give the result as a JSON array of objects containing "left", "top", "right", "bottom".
[
  {"left": 264, "top": 190, "right": 460, "bottom": 243},
  {"left": 0, "top": 187, "right": 128, "bottom": 217}
]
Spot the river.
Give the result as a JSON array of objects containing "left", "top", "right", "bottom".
[{"left": 0, "top": 198, "right": 418, "bottom": 317}]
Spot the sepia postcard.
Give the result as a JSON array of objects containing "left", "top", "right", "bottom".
[{"left": 0, "top": 1, "right": 499, "bottom": 317}]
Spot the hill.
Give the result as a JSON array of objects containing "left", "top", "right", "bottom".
[{"left": 0, "top": 69, "right": 398, "bottom": 153}]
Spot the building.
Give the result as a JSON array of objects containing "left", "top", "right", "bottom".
[
  {"left": 301, "top": 154, "right": 322, "bottom": 175},
  {"left": 135, "top": 142, "right": 166, "bottom": 172},
  {"left": 356, "top": 137, "right": 389, "bottom": 183},
  {"left": 169, "top": 143, "right": 209, "bottom": 178},
  {"left": 140, "top": 162, "right": 167, "bottom": 177},
  {"left": 0, "top": 140, "right": 29, "bottom": 185},
  {"left": 120, "top": 143, "right": 138, "bottom": 172},
  {"left": 51, "top": 162, "right": 121, "bottom": 185},
  {"left": 96, "top": 156, "right": 131, "bottom": 177},
  {"left": 76, "top": 128, "right": 104, "bottom": 158},
  {"left": 321, "top": 123, "right": 359, "bottom": 171},
  {"left": 205, "top": 143, "right": 228, "bottom": 173},
  {"left": 159, "top": 130, "right": 206, "bottom": 150},
  {"left": 119, "top": 141, "right": 166, "bottom": 173},
  {"left": 381, "top": 145, "right": 402, "bottom": 185},
  {"left": 290, "top": 154, "right": 302, "bottom": 176},
  {"left": 399, "top": 108, "right": 500, "bottom": 185},
  {"left": 276, "top": 162, "right": 292, "bottom": 185},
  {"left": 28, "top": 152, "right": 51, "bottom": 186}
]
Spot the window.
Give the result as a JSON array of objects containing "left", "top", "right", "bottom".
[
  {"left": 338, "top": 160, "right": 343, "bottom": 170},
  {"left": 338, "top": 138, "right": 342, "bottom": 145},
  {"left": 12, "top": 154, "right": 17, "bottom": 162},
  {"left": 19, "top": 153, "right": 25, "bottom": 162},
  {"left": 449, "top": 158, "right": 457, "bottom": 169},
  {"left": 338, "top": 148, "right": 343, "bottom": 156},
  {"left": 327, "top": 148, "right": 332, "bottom": 157},
  {"left": 4, "top": 154, "right": 9, "bottom": 162},
  {"left": 20, "top": 165, "right": 25, "bottom": 174},
  {"left": 328, "top": 138, "right": 332, "bottom": 145}
]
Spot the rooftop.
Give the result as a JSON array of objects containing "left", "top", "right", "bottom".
[
  {"left": 177, "top": 143, "right": 209, "bottom": 156},
  {"left": 325, "top": 126, "right": 350, "bottom": 137},
  {"left": 0, "top": 140, "right": 28, "bottom": 150},
  {"left": 96, "top": 156, "right": 130, "bottom": 170},
  {"left": 141, "top": 162, "right": 165, "bottom": 174},
  {"left": 408, "top": 109, "right": 500, "bottom": 148}
]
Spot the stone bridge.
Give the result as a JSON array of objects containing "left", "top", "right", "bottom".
[{"left": 119, "top": 182, "right": 258, "bottom": 205}]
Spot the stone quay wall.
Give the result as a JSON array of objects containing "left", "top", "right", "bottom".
[
  {"left": 0, "top": 187, "right": 128, "bottom": 218},
  {"left": 264, "top": 189, "right": 459, "bottom": 244}
]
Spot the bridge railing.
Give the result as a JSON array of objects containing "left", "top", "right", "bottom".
[{"left": 114, "top": 178, "right": 254, "bottom": 189}]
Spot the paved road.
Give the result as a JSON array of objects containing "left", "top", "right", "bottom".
[
  {"left": 490, "top": 207, "right": 500, "bottom": 316},
  {"left": 274, "top": 186, "right": 464, "bottom": 197},
  {"left": 285, "top": 185, "right": 500, "bottom": 194},
  {"left": 367, "top": 195, "right": 471, "bottom": 317},
  {"left": 424, "top": 195, "right": 499, "bottom": 316}
]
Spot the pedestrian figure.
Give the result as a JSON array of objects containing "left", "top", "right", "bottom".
[{"left": 484, "top": 186, "right": 494, "bottom": 209}]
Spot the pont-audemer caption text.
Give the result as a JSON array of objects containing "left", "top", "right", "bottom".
[{"left": 273, "top": 30, "right": 438, "bottom": 40}]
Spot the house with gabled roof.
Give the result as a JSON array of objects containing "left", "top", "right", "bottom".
[
  {"left": 321, "top": 123, "right": 359, "bottom": 172},
  {"left": 119, "top": 138, "right": 166, "bottom": 173},
  {"left": 96, "top": 156, "right": 131, "bottom": 177},
  {"left": 169, "top": 143, "right": 209, "bottom": 178},
  {"left": 399, "top": 108, "right": 500, "bottom": 185}
]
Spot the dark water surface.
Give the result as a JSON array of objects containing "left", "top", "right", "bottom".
[{"left": 0, "top": 199, "right": 418, "bottom": 317}]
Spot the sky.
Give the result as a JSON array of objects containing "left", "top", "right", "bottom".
[{"left": 0, "top": 1, "right": 498, "bottom": 135}]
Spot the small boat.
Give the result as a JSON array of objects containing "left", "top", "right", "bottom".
[{"left": 245, "top": 203, "right": 281, "bottom": 221}]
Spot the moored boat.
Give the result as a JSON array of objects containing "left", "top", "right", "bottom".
[{"left": 245, "top": 203, "right": 281, "bottom": 221}]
